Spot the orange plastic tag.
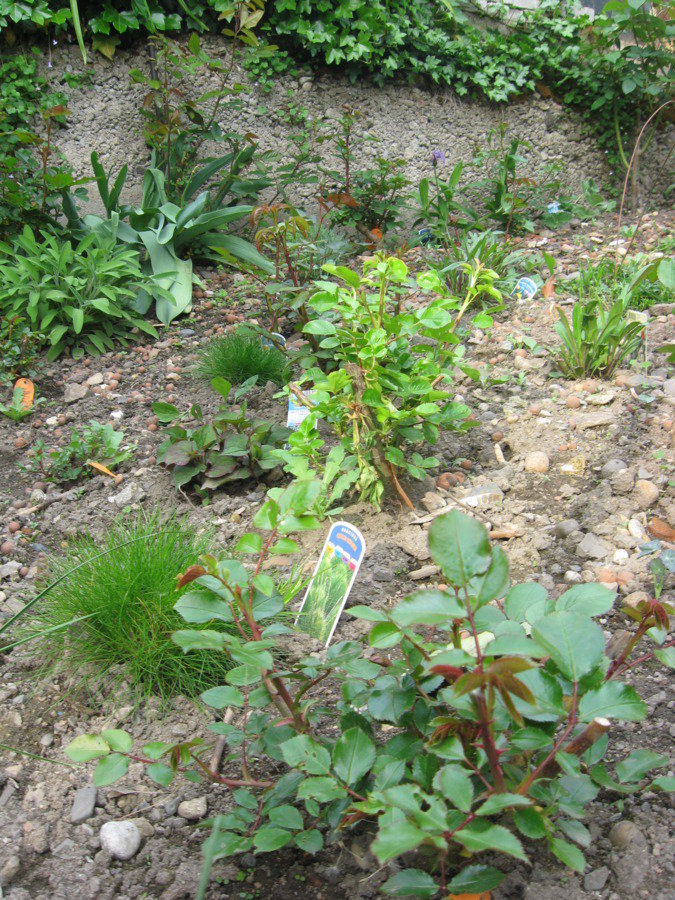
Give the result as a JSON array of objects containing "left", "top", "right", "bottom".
[
  {"left": 14, "top": 378, "right": 34, "bottom": 410},
  {"left": 86, "top": 460, "right": 116, "bottom": 478}
]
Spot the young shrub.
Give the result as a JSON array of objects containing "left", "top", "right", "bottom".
[
  {"left": 281, "top": 253, "right": 498, "bottom": 509},
  {"left": 67, "top": 498, "right": 673, "bottom": 895},
  {"left": 27, "top": 514, "right": 230, "bottom": 698},
  {"left": 195, "top": 327, "right": 289, "bottom": 386}
]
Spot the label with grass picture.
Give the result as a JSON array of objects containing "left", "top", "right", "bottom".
[{"left": 295, "top": 521, "right": 366, "bottom": 646}]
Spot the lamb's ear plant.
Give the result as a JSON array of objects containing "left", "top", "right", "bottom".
[{"left": 66, "top": 505, "right": 673, "bottom": 897}]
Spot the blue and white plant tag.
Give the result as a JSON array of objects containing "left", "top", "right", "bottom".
[
  {"left": 262, "top": 331, "right": 286, "bottom": 349},
  {"left": 286, "top": 390, "right": 315, "bottom": 430},
  {"left": 295, "top": 521, "right": 366, "bottom": 646},
  {"left": 547, "top": 201, "right": 561, "bottom": 214},
  {"left": 515, "top": 277, "right": 538, "bottom": 302}
]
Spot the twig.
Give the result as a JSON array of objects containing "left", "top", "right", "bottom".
[{"left": 209, "top": 708, "right": 235, "bottom": 776}]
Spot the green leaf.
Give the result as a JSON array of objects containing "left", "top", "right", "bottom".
[
  {"left": 235, "top": 533, "right": 262, "bottom": 554},
  {"left": 617, "top": 749, "right": 667, "bottom": 783},
  {"left": 504, "top": 582, "right": 548, "bottom": 622},
  {"left": 651, "top": 776, "right": 675, "bottom": 792},
  {"left": 72, "top": 307, "right": 84, "bottom": 334},
  {"left": 455, "top": 821, "right": 527, "bottom": 860},
  {"left": 428, "top": 510, "right": 492, "bottom": 587},
  {"left": 368, "top": 622, "right": 403, "bottom": 648},
  {"left": 556, "top": 583, "right": 615, "bottom": 616},
  {"left": 532, "top": 612, "right": 604, "bottom": 681},
  {"left": 303, "top": 319, "right": 336, "bottom": 335},
  {"left": 146, "top": 763, "right": 175, "bottom": 787},
  {"left": 93, "top": 752, "right": 130, "bottom": 787},
  {"left": 391, "top": 590, "right": 465, "bottom": 627},
  {"left": 550, "top": 837, "right": 585, "bottom": 872},
  {"left": 66, "top": 734, "right": 111, "bottom": 762},
  {"left": 253, "top": 826, "right": 293, "bottom": 852},
  {"left": 513, "top": 807, "right": 546, "bottom": 839},
  {"left": 578, "top": 682, "right": 646, "bottom": 722},
  {"left": 281, "top": 735, "right": 331, "bottom": 775},
  {"left": 101, "top": 729, "right": 133, "bottom": 753},
  {"left": 200, "top": 685, "right": 245, "bottom": 709},
  {"left": 269, "top": 804, "right": 304, "bottom": 831},
  {"left": 433, "top": 765, "right": 473, "bottom": 812},
  {"left": 172, "top": 629, "right": 225, "bottom": 652},
  {"left": 381, "top": 868, "right": 438, "bottom": 898},
  {"left": 447, "top": 865, "right": 505, "bottom": 893},
  {"left": 294, "top": 829, "right": 323, "bottom": 854},
  {"left": 349, "top": 606, "right": 388, "bottom": 622},
  {"left": 297, "top": 777, "right": 346, "bottom": 802},
  {"left": 332, "top": 727, "right": 376, "bottom": 785},
  {"left": 475, "top": 793, "right": 532, "bottom": 816},
  {"left": 211, "top": 376, "right": 232, "bottom": 400},
  {"left": 372, "top": 821, "right": 427, "bottom": 863},
  {"left": 153, "top": 401, "right": 180, "bottom": 423}
]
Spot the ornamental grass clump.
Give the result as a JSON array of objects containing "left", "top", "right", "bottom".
[
  {"left": 195, "top": 327, "right": 289, "bottom": 386},
  {"left": 25, "top": 514, "right": 232, "bottom": 699}
]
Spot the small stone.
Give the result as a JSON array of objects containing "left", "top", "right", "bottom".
[
  {"left": 634, "top": 479, "right": 658, "bottom": 508},
  {"left": 565, "top": 395, "right": 581, "bottom": 409},
  {"left": 421, "top": 492, "right": 446, "bottom": 513},
  {"left": 528, "top": 403, "right": 541, "bottom": 416},
  {"left": 24, "top": 824, "right": 49, "bottom": 854},
  {"left": 601, "top": 458, "right": 627, "bottom": 478},
  {"left": 410, "top": 564, "right": 440, "bottom": 581},
  {"left": 99, "top": 821, "right": 141, "bottom": 860},
  {"left": 564, "top": 570, "right": 583, "bottom": 584},
  {"left": 177, "top": 797, "right": 207, "bottom": 821},
  {"left": 584, "top": 866, "right": 610, "bottom": 892},
  {"left": 64, "top": 383, "right": 88, "bottom": 403},
  {"left": 611, "top": 469, "right": 635, "bottom": 494},
  {"left": 491, "top": 430, "right": 504, "bottom": 442},
  {"left": 577, "top": 533, "right": 610, "bottom": 560},
  {"left": 554, "top": 519, "right": 580, "bottom": 538},
  {"left": 628, "top": 519, "right": 646, "bottom": 540},
  {"left": 609, "top": 820, "right": 641, "bottom": 850},
  {"left": 86, "top": 373, "right": 104, "bottom": 386},
  {"left": 70, "top": 785, "right": 98, "bottom": 825},
  {"left": 524, "top": 451, "right": 550, "bottom": 473},
  {"left": 613, "top": 549, "right": 629, "bottom": 565},
  {"left": 587, "top": 391, "right": 615, "bottom": 405},
  {"left": 1, "top": 854, "right": 20, "bottom": 884},
  {"left": 110, "top": 483, "right": 146, "bottom": 508},
  {"left": 0, "top": 540, "right": 15, "bottom": 555}
]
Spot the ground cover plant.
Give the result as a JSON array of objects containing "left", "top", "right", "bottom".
[
  {"left": 154, "top": 376, "right": 290, "bottom": 493},
  {"left": 24, "top": 420, "right": 133, "bottom": 483},
  {"left": 21, "top": 514, "right": 232, "bottom": 698},
  {"left": 195, "top": 326, "right": 289, "bottom": 386},
  {"left": 66, "top": 492, "right": 673, "bottom": 896}
]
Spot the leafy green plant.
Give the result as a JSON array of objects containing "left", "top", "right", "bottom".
[
  {"left": 566, "top": 254, "right": 674, "bottom": 312},
  {"left": 196, "top": 327, "right": 289, "bottom": 386},
  {"left": 22, "top": 514, "right": 233, "bottom": 698},
  {"left": 0, "top": 53, "right": 77, "bottom": 239},
  {"left": 0, "top": 225, "right": 160, "bottom": 359},
  {"left": 0, "top": 315, "right": 43, "bottom": 386},
  {"left": 61, "top": 156, "right": 271, "bottom": 325},
  {"left": 281, "top": 255, "right": 495, "bottom": 509},
  {"left": 66, "top": 502, "right": 673, "bottom": 895},
  {"left": 433, "top": 230, "right": 526, "bottom": 300},
  {"left": 154, "top": 377, "right": 290, "bottom": 493},
  {"left": 25, "top": 420, "right": 134, "bottom": 483},
  {"left": 0, "top": 379, "right": 41, "bottom": 421}
]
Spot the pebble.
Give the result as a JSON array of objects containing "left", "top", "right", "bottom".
[
  {"left": 1, "top": 855, "right": 20, "bottom": 884},
  {"left": 628, "top": 519, "right": 646, "bottom": 540},
  {"left": 610, "top": 820, "right": 641, "bottom": 850},
  {"left": 524, "top": 451, "right": 550, "bottom": 473},
  {"left": 584, "top": 866, "right": 610, "bottom": 892},
  {"left": 601, "top": 458, "right": 627, "bottom": 478},
  {"left": 577, "top": 532, "right": 610, "bottom": 560},
  {"left": 611, "top": 469, "right": 635, "bottom": 494},
  {"left": 634, "top": 479, "right": 659, "bottom": 508},
  {"left": 565, "top": 395, "right": 581, "bottom": 409},
  {"left": 70, "top": 785, "right": 98, "bottom": 825},
  {"left": 64, "top": 383, "right": 88, "bottom": 404},
  {"left": 99, "top": 821, "right": 142, "bottom": 860},
  {"left": 177, "top": 797, "right": 207, "bottom": 821},
  {"left": 554, "top": 518, "right": 580, "bottom": 538}
]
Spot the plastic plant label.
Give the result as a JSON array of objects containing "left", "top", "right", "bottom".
[
  {"left": 262, "top": 331, "right": 286, "bottom": 349},
  {"left": 295, "top": 521, "right": 366, "bottom": 646},
  {"left": 547, "top": 200, "right": 561, "bottom": 214},
  {"left": 515, "top": 277, "right": 538, "bottom": 301},
  {"left": 287, "top": 390, "right": 315, "bottom": 430}
]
